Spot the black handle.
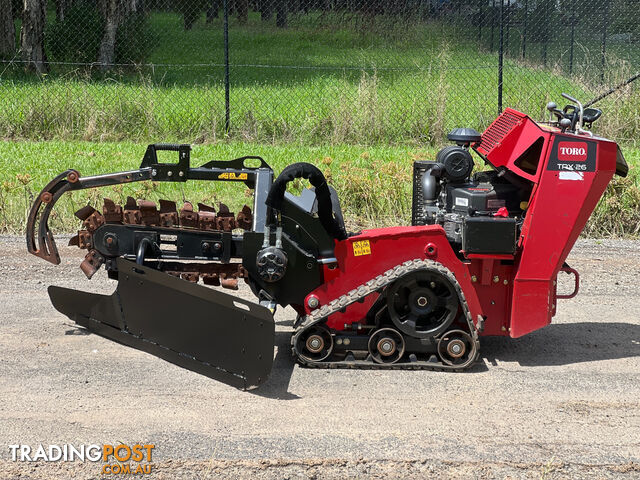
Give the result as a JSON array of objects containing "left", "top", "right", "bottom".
[
  {"left": 153, "top": 143, "right": 187, "bottom": 152},
  {"left": 140, "top": 144, "right": 191, "bottom": 171},
  {"left": 266, "top": 163, "right": 347, "bottom": 241}
]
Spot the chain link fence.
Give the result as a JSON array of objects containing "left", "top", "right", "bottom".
[{"left": 1, "top": 0, "right": 639, "bottom": 145}]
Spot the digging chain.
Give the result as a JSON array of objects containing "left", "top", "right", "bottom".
[
  {"left": 291, "top": 258, "right": 480, "bottom": 371},
  {"left": 70, "top": 197, "right": 253, "bottom": 286}
]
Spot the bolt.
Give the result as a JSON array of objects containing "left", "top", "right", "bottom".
[
  {"left": 501, "top": 326, "right": 507, "bottom": 332},
  {"left": 343, "top": 338, "right": 351, "bottom": 346},
  {"left": 151, "top": 169, "right": 157, "bottom": 177},
  {"left": 307, "top": 296, "right": 319, "bottom": 309},
  {"left": 167, "top": 171, "right": 173, "bottom": 177},
  {"left": 503, "top": 279, "right": 508, "bottom": 285},
  {"left": 104, "top": 233, "right": 118, "bottom": 249},
  {"left": 471, "top": 275, "right": 477, "bottom": 283},
  {"left": 417, "top": 296, "right": 428, "bottom": 307},
  {"left": 178, "top": 171, "right": 184, "bottom": 177},
  {"left": 493, "top": 276, "right": 499, "bottom": 283}
]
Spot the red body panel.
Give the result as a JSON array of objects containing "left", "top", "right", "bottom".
[
  {"left": 510, "top": 134, "right": 617, "bottom": 336},
  {"left": 305, "top": 109, "right": 618, "bottom": 338}
]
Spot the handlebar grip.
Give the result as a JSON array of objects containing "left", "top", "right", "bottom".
[
  {"left": 266, "top": 162, "right": 347, "bottom": 241},
  {"left": 153, "top": 143, "right": 188, "bottom": 152}
]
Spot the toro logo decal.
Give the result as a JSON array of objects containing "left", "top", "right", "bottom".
[
  {"left": 558, "top": 142, "right": 588, "bottom": 162},
  {"left": 547, "top": 136, "right": 596, "bottom": 173}
]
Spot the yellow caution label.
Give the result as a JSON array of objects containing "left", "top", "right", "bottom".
[
  {"left": 352, "top": 240, "right": 371, "bottom": 257},
  {"left": 218, "top": 172, "right": 248, "bottom": 181}
]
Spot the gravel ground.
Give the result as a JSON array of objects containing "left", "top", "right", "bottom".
[{"left": 0, "top": 236, "right": 639, "bottom": 479}]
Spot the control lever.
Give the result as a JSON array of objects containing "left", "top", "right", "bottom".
[
  {"left": 546, "top": 101, "right": 564, "bottom": 123},
  {"left": 559, "top": 118, "right": 572, "bottom": 132},
  {"left": 561, "top": 92, "right": 584, "bottom": 131}
]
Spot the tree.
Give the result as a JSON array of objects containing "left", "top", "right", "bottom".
[
  {"left": 236, "top": 0, "right": 248, "bottom": 24},
  {"left": 276, "top": 0, "right": 287, "bottom": 27},
  {"left": 55, "top": 0, "right": 67, "bottom": 22},
  {"left": 206, "top": 0, "right": 221, "bottom": 22},
  {"left": 260, "top": 0, "right": 272, "bottom": 21},
  {"left": 21, "top": 0, "right": 48, "bottom": 73},
  {"left": 97, "top": 0, "right": 133, "bottom": 69},
  {"left": 176, "top": 0, "right": 209, "bottom": 30},
  {"left": 0, "top": 0, "right": 15, "bottom": 57}
]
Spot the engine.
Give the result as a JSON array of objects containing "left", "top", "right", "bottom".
[{"left": 412, "top": 129, "right": 526, "bottom": 255}]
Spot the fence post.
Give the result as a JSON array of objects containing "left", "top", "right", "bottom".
[
  {"left": 522, "top": 0, "right": 527, "bottom": 59},
  {"left": 600, "top": 0, "right": 610, "bottom": 84},
  {"left": 498, "top": 0, "right": 504, "bottom": 114},
  {"left": 223, "top": 0, "right": 231, "bottom": 133}
]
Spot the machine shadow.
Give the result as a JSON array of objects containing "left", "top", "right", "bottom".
[
  {"left": 481, "top": 322, "right": 640, "bottom": 367},
  {"left": 64, "top": 325, "right": 92, "bottom": 336},
  {"left": 251, "top": 321, "right": 639, "bottom": 397},
  {"left": 250, "top": 330, "right": 301, "bottom": 400}
]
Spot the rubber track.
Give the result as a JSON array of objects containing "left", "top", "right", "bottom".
[{"left": 291, "top": 258, "right": 480, "bottom": 372}]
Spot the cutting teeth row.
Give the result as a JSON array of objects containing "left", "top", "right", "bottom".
[
  {"left": 165, "top": 264, "right": 249, "bottom": 290},
  {"left": 69, "top": 198, "right": 254, "bottom": 280},
  {"left": 73, "top": 197, "right": 253, "bottom": 233}
]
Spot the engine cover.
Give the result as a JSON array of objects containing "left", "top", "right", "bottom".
[{"left": 446, "top": 181, "right": 521, "bottom": 215}]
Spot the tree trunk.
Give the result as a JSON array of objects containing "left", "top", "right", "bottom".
[
  {"left": 236, "top": 0, "right": 248, "bottom": 24},
  {"left": 20, "top": 0, "right": 48, "bottom": 73},
  {"left": 207, "top": 0, "right": 220, "bottom": 22},
  {"left": 55, "top": 0, "right": 66, "bottom": 22},
  {"left": 276, "top": 0, "right": 287, "bottom": 27},
  {"left": 0, "top": 0, "right": 15, "bottom": 57},
  {"left": 98, "top": 0, "right": 132, "bottom": 69},
  {"left": 260, "top": 0, "right": 272, "bottom": 21}
]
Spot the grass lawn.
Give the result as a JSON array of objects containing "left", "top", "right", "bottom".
[
  {"left": 1, "top": 11, "right": 637, "bottom": 237},
  {"left": 1, "top": 11, "right": 611, "bottom": 145},
  {"left": 0, "top": 139, "right": 637, "bottom": 237}
]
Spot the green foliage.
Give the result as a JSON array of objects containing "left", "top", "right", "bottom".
[
  {"left": 46, "top": 2, "right": 154, "bottom": 65},
  {"left": 46, "top": 2, "right": 104, "bottom": 64},
  {"left": 175, "top": 0, "right": 210, "bottom": 30},
  {"left": 0, "top": 140, "right": 636, "bottom": 236},
  {"left": 115, "top": 13, "right": 158, "bottom": 64}
]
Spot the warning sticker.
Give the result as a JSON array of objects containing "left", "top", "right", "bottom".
[
  {"left": 217, "top": 172, "right": 248, "bottom": 180},
  {"left": 352, "top": 240, "right": 371, "bottom": 257}
]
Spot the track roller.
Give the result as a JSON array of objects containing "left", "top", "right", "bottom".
[
  {"left": 368, "top": 328, "right": 405, "bottom": 364},
  {"left": 295, "top": 325, "right": 333, "bottom": 362},
  {"left": 437, "top": 329, "right": 476, "bottom": 366}
]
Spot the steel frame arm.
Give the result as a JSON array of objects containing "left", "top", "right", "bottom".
[{"left": 26, "top": 144, "right": 273, "bottom": 265}]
